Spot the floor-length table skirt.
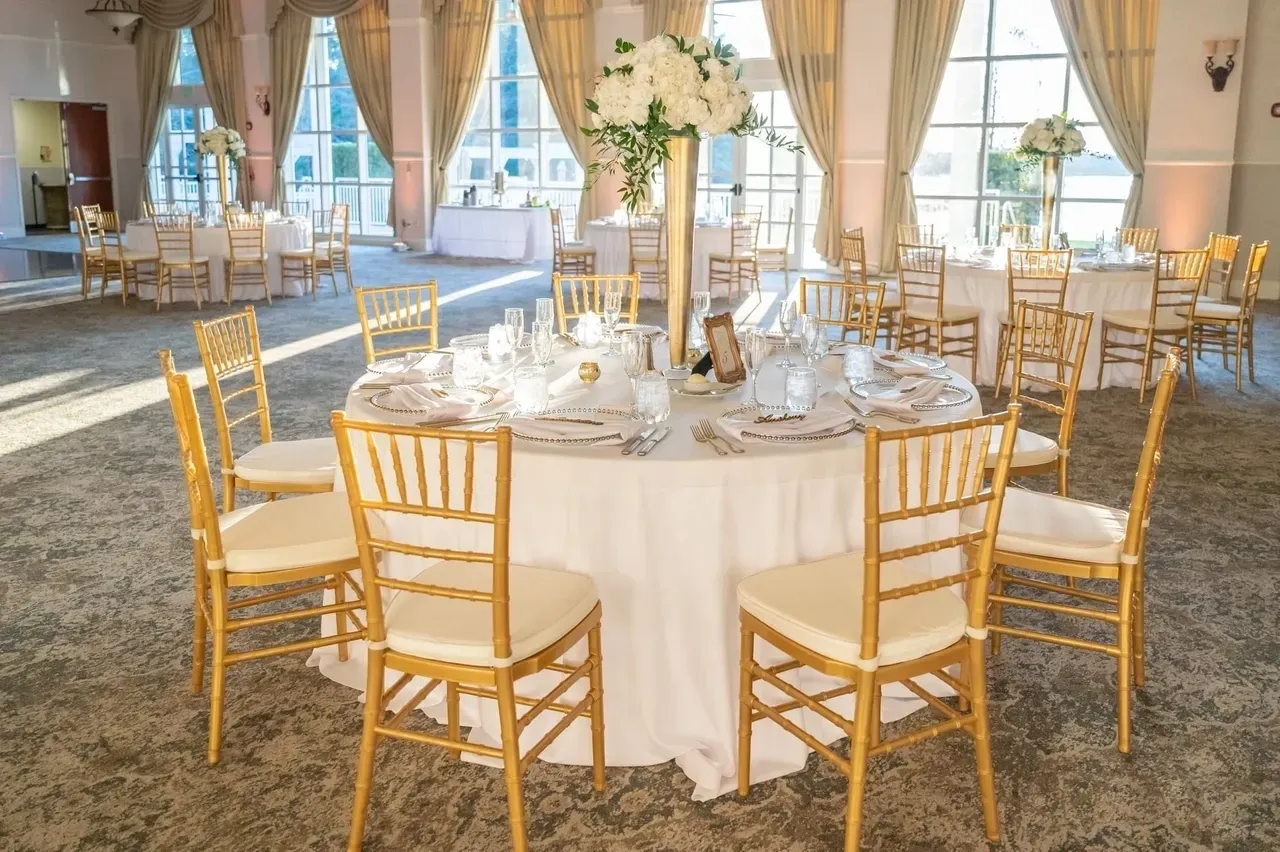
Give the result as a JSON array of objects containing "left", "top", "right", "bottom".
[
  {"left": 311, "top": 344, "right": 983, "bottom": 800},
  {"left": 941, "top": 263, "right": 1153, "bottom": 389},
  {"left": 124, "top": 220, "right": 311, "bottom": 302},
  {"left": 583, "top": 222, "right": 732, "bottom": 300},
  {"left": 432, "top": 205, "right": 553, "bottom": 262}
]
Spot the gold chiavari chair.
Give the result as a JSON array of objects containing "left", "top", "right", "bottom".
[
  {"left": 994, "top": 248, "right": 1073, "bottom": 396},
  {"left": 551, "top": 206, "right": 595, "bottom": 276},
  {"left": 332, "top": 414, "right": 606, "bottom": 852},
  {"left": 1098, "top": 248, "right": 1207, "bottom": 402},
  {"left": 737, "top": 405, "right": 1023, "bottom": 849},
  {"left": 281, "top": 199, "right": 311, "bottom": 218},
  {"left": 896, "top": 222, "right": 934, "bottom": 247},
  {"left": 1119, "top": 226, "right": 1159, "bottom": 253},
  {"left": 73, "top": 205, "right": 107, "bottom": 299},
  {"left": 977, "top": 351, "right": 1181, "bottom": 753},
  {"left": 154, "top": 213, "right": 213, "bottom": 310},
  {"left": 896, "top": 243, "right": 981, "bottom": 382},
  {"left": 552, "top": 272, "right": 641, "bottom": 336},
  {"left": 160, "top": 351, "right": 367, "bottom": 764},
  {"left": 354, "top": 282, "right": 439, "bottom": 364},
  {"left": 708, "top": 210, "right": 762, "bottom": 298},
  {"left": 988, "top": 301, "right": 1093, "bottom": 496},
  {"left": 841, "top": 226, "right": 899, "bottom": 348},
  {"left": 1180, "top": 240, "right": 1268, "bottom": 392},
  {"left": 98, "top": 210, "right": 159, "bottom": 305},
  {"left": 627, "top": 211, "right": 666, "bottom": 300},
  {"left": 325, "top": 202, "right": 354, "bottom": 289},
  {"left": 798, "top": 276, "right": 884, "bottom": 346},
  {"left": 224, "top": 212, "right": 270, "bottom": 305},
  {"left": 755, "top": 206, "right": 792, "bottom": 280},
  {"left": 1197, "top": 232, "right": 1241, "bottom": 304},
  {"left": 998, "top": 223, "right": 1039, "bottom": 247},
  {"left": 193, "top": 306, "right": 338, "bottom": 512}
]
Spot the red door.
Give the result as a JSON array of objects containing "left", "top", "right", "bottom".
[{"left": 61, "top": 102, "right": 114, "bottom": 214}]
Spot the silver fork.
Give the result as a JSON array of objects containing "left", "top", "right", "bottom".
[
  {"left": 699, "top": 418, "right": 744, "bottom": 453},
  {"left": 691, "top": 423, "right": 728, "bottom": 455}
]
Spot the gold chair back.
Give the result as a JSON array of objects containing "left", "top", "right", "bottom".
[
  {"left": 840, "top": 227, "right": 868, "bottom": 285},
  {"left": 799, "top": 276, "right": 884, "bottom": 346},
  {"left": 550, "top": 207, "right": 572, "bottom": 251},
  {"left": 999, "top": 223, "right": 1038, "bottom": 247},
  {"left": 355, "top": 283, "right": 440, "bottom": 364},
  {"left": 896, "top": 243, "right": 947, "bottom": 321},
  {"left": 552, "top": 273, "right": 641, "bottom": 336},
  {"left": 1239, "top": 241, "right": 1270, "bottom": 319},
  {"left": 225, "top": 212, "right": 267, "bottom": 263},
  {"left": 282, "top": 200, "right": 311, "bottom": 218},
  {"left": 331, "top": 202, "right": 352, "bottom": 248},
  {"left": 1124, "top": 351, "right": 1182, "bottom": 558},
  {"left": 760, "top": 207, "right": 792, "bottom": 250},
  {"left": 192, "top": 307, "right": 273, "bottom": 485},
  {"left": 897, "top": 223, "right": 934, "bottom": 246},
  {"left": 729, "top": 210, "right": 761, "bottom": 259},
  {"left": 1006, "top": 248, "right": 1072, "bottom": 311},
  {"left": 154, "top": 213, "right": 197, "bottom": 261},
  {"left": 627, "top": 212, "right": 663, "bottom": 261},
  {"left": 1149, "top": 249, "right": 1208, "bottom": 326},
  {"left": 1204, "top": 232, "right": 1241, "bottom": 300},
  {"left": 1119, "top": 227, "right": 1159, "bottom": 253},
  {"left": 77, "top": 205, "right": 105, "bottom": 251},
  {"left": 160, "top": 352, "right": 224, "bottom": 562}
]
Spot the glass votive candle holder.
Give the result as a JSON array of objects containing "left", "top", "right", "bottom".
[
  {"left": 452, "top": 343, "right": 486, "bottom": 388},
  {"left": 634, "top": 373, "right": 671, "bottom": 424},
  {"left": 842, "top": 345, "right": 875, "bottom": 384},
  {"left": 514, "top": 365, "right": 549, "bottom": 414},
  {"left": 785, "top": 366, "right": 818, "bottom": 412}
]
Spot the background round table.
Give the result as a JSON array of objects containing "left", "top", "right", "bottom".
[
  {"left": 583, "top": 221, "right": 733, "bottom": 299},
  {"left": 312, "top": 340, "right": 984, "bottom": 800}
]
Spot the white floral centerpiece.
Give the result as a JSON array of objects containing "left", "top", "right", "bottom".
[
  {"left": 1014, "top": 113, "right": 1085, "bottom": 164},
  {"left": 196, "top": 126, "right": 246, "bottom": 162},
  {"left": 584, "top": 35, "right": 799, "bottom": 210}
]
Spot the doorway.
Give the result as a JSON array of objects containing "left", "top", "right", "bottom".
[{"left": 10, "top": 99, "right": 113, "bottom": 235}]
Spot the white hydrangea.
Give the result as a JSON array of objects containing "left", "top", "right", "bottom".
[
  {"left": 197, "top": 126, "right": 246, "bottom": 161},
  {"left": 1017, "top": 115, "right": 1085, "bottom": 159}
]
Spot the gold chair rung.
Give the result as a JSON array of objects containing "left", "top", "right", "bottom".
[
  {"left": 750, "top": 660, "right": 853, "bottom": 734},
  {"left": 1000, "top": 572, "right": 1120, "bottom": 605},
  {"left": 870, "top": 716, "right": 971, "bottom": 757},
  {"left": 520, "top": 694, "right": 594, "bottom": 773},
  {"left": 516, "top": 659, "right": 593, "bottom": 733},
  {"left": 988, "top": 592, "right": 1121, "bottom": 624},
  {"left": 900, "top": 677, "right": 962, "bottom": 720},
  {"left": 223, "top": 629, "right": 365, "bottom": 666},
  {"left": 987, "top": 623, "right": 1121, "bottom": 656},
  {"left": 748, "top": 695, "right": 851, "bottom": 775},
  {"left": 375, "top": 725, "right": 504, "bottom": 759},
  {"left": 386, "top": 679, "right": 444, "bottom": 729}
]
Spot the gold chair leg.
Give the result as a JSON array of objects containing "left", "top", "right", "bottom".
[
  {"left": 190, "top": 543, "right": 208, "bottom": 696},
  {"left": 970, "top": 321, "right": 979, "bottom": 384},
  {"left": 226, "top": 264, "right": 235, "bottom": 306},
  {"left": 446, "top": 681, "right": 461, "bottom": 760},
  {"left": 207, "top": 574, "right": 229, "bottom": 765},
  {"left": 1246, "top": 321, "right": 1255, "bottom": 382},
  {"left": 1234, "top": 326, "right": 1244, "bottom": 392},
  {"left": 736, "top": 622, "right": 754, "bottom": 797},
  {"left": 1096, "top": 327, "right": 1108, "bottom": 389},
  {"left": 263, "top": 263, "right": 273, "bottom": 306},
  {"left": 869, "top": 686, "right": 882, "bottom": 746},
  {"left": 843, "top": 669, "right": 877, "bottom": 852},
  {"left": 990, "top": 567, "right": 1005, "bottom": 656},
  {"left": 222, "top": 472, "right": 237, "bottom": 513},
  {"left": 587, "top": 622, "right": 607, "bottom": 793},
  {"left": 347, "top": 648, "right": 385, "bottom": 852},
  {"left": 956, "top": 657, "right": 971, "bottom": 713},
  {"left": 1137, "top": 333, "right": 1155, "bottom": 405},
  {"left": 1116, "top": 567, "right": 1136, "bottom": 754},
  {"left": 993, "top": 325, "right": 1009, "bottom": 398},
  {"left": 968, "top": 638, "right": 1001, "bottom": 841},
  {"left": 495, "top": 667, "right": 529, "bottom": 852},
  {"left": 1183, "top": 333, "right": 1198, "bottom": 402},
  {"left": 1132, "top": 563, "right": 1147, "bottom": 689},
  {"left": 335, "top": 575, "right": 349, "bottom": 663}
]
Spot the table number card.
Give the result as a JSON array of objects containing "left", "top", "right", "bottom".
[{"left": 703, "top": 312, "right": 746, "bottom": 383}]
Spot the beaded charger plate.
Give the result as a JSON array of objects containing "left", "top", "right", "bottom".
[
  {"left": 719, "top": 404, "right": 858, "bottom": 444},
  {"left": 849, "top": 379, "right": 973, "bottom": 411},
  {"left": 872, "top": 349, "right": 947, "bottom": 373},
  {"left": 508, "top": 406, "right": 637, "bottom": 445},
  {"left": 365, "top": 353, "right": 451, "bottom": 380},
  {"left": 367, "top": 385, "right": 497, "bottom": 416}
]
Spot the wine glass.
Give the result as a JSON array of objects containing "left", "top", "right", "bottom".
[
  {"left": 690, "top": 290, "right": 712, "bottom": 352},
  {"left": 532, "top": 319, "right": 554, "bottom": 367},
  {"left": 620, "top": 331, "right": 647, "bottom": 405},
  {"left": 504, "top": 308, "right": 524, "bottom": 358},
  {"left": 602, "top": 291, "right": 623, "bottom": 356},
  {"left": 778, "top": 299, "right": 798, "bottom": 368},
  {"left": 536, "top": 297, "right": 554, "bottom": 325},
  {"left": 798, "top": 314, "right": 821, "bottom": 366},
  {"left": 743, "top": 327, "right": 770, "bottom": 407}
]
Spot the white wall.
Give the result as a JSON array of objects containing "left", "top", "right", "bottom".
[{"left": 0, "top": 0, "right": 140, "bottom": 238}]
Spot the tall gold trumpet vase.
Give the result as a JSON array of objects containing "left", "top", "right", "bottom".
[
  {"left": 1040, "top": 153, "right": 1063, "bottom": 248},
  {"left": 216, "top": 153, "right": 230, "bottom": 211},
  {"left": 664, "top": 135, "right": 699, "bottom": 367}
]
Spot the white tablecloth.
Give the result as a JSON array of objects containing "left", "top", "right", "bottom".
[
  {"left": 124, "top": 220, "right": 311, "bottom": 302},
  {"left": 311, "top": 341, "right": 984, "bottom": 801},
  {"left": 583, "top": 221, "right": 732, "bottom": 300},
  {"left": 943, "top": 260, "right": 1153, "bottom": 389},
  {"left": 432, "top": 205, "right": 553, "bottom": 262}
]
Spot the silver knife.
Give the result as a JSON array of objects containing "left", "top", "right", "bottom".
[
  {"left": 636, "top": 426, "right": 671, "bottom": 456},
  {"left": 621, "top": 427, "right": 655, "bottom": 456}
]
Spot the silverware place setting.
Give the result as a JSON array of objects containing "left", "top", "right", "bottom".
[
  {"left": 843, "top": 398, "right": 921, "bottom": 425},
  {"left": 693, "top": 418, "right": 744, "bottom": 454}
]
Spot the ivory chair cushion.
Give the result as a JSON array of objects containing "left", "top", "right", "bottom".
[
  {"left": 122, "top": 251, "right": 159, "bottom": 262},
  {"left": 278, "top": 248, "right": 316, "bottom": 259},
  {"left": 904, "top": 304, "right": 980, "bottom": 322},
  {"left": 1102, "top": 309, "right": 1187, "bottom": 331},
  {"left": 1177, "top": 302, "right": 1241, "bottom": 321},
  {"left": 159, "top": 255, "right": 211, "bottom": 265},
  {"left": 384, "top": 560, "right": 599, "bottom": 667},
  {"left": 233, "top": 436, "right": 338, "bottom": 486},
  {"left": 984, "top": 424, "right": 1059, "bottom": 469},
  {"left": 959, "top": 489, "right": 1128, "bottom": 565},
  {"left": 219, "top": 490, "right": 382, "bottom": 573},
  {"left": 737, "top": 553, "right": 968, "bottom": 667}
]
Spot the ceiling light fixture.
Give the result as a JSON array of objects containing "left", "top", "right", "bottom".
[{"left": 85, "top": 0, "right": 142, "bottom": 35}]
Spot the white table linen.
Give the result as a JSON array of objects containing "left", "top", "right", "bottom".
[
  {"left": 125, "top": 219, "right": 311, "bottom": 302},
  {"left": 583, "top": 221, "right": 732, "bottom": 299},
  {"left": 312, "top": 342, "right": 983, "bottom": 801},
  {"left": 943, "top": 259, "right": 1153, "bottom": 389},
  {"left": 432, "top": 205, "right": 553, "bottom": 262}
]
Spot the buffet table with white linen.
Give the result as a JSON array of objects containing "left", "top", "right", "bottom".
[
  {"left": 125, "top": 219, "right": 311, "bottom": 302},
  {"left": 309, "top": 339, "right": 984, "bottom": 801},
  {"left": 583, "top": 220, "right": 732, "bottom": 299},
  {"left": 432, "top": 205, "right": 553, "bottom": 262},
  {"left": 944, "top": 256, "right": 1154, "bottom": 389}
]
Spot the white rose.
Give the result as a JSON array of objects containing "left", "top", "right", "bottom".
[
  {"left": 1034, "top": 129, "right": 1055, "bottom": 150},
  {"left": 1019, "top": 126, "right": 1037, "bottom": 148},
  {"left": 701, "top": 76, "right": 729, "bottom": 106},
  {"left": 1051, "top": 115, "right": 1066, "bottom": 135},
  {"left": 632, "top": 61, "right": 654, "bottom": 82}
]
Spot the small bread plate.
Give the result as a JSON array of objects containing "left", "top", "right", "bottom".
[
  {"left": 672, "top": 378, "right": 744, "bottom": 398},
  {"left": 849, "top": 378, "right": 974, "bottom": 411}
]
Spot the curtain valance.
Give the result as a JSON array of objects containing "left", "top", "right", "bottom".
[{"left": 138, "top": 0, "right": 213, "bottom": 30}]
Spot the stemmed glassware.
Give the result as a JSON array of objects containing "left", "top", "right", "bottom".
[
  {"left": 531, "top": 319, "right": 554, "bottom": 367},
  {"left": 690, "top": 290, "right": 712, "bottom": 353},
  {"left": 602, "top": 291, "right": 623, "bottom": 356},
  {"left": 743, "top": 327, "right": 769, "bottom": 407},
  {"left": 536, "top": 297, "right": 555, "bottom": 326},
  {"left": 798, "top": 314, "right": 821, "bottom": 366},
  {"left": 778, "top": 299, "right": 798, "bottom": 368},
  {"left": 621, "top": 330, "right": 647, "bottom": 407},
  {"left": 504, "top": 308, "right": 524, "bottom": 358}
]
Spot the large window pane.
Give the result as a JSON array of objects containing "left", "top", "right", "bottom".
[
  {"left": 495, "top": 20, "right": 537, "bottom": 76},
  {"left": 711, "top": 1, "right": 771, "bottom": 59},
  {"left": 989, "top": 58, "right": 1069, "bottom": 122},
  {"left": 175, "top": 30, "right": 202, "bottom": 85},
  {"left": 952, "top": 0, "right": 991, "bottom": 58},
  {"left": 991, "top": 0, "right": 1066, "bottom": 55},
  {"left": 494, "top": 79, "right": 540, "bottom": 130},
  {"left": 496, "top": 131, "right": 538, "bottom": 183},
  {"left": 331, "top": 133, "right": 358, "bottom": 179},
  {"left": 918, "top": 199, "right": 979, "bottom": 246},
  {"left": 329, "top": 86, "right": 358, "bottom": 131},
  {"left": 367, "top": 138, "right": 393, "bottom": 180},
  {"left": 1062, "top": 127, "right": 1131, "bottom": 199},
  {"left": 914, "top": 127, "right": 983, "bottom": 196},
  {"left": 1067, "top": 69, "right": 1099, "bottom": 123},
  {"left": 324, "top": 35, "right": 350, "bottom": 84},
  {"left": 932, "top": 61, "right": 986, "bottom": 124},
  {"left": 984, "top": 127, "right": 1040, "bottom": 196},
  {"left": 1059, "top": 202, "right": 1124, "bottom": 242}
]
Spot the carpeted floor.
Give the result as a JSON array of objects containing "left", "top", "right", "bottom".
[{"left": 1, "top": 251, "right": 1277, "bottom": 852}]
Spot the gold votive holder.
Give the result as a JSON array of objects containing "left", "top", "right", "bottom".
[{"left": 578, "top": 361, "right": 601, "bottom": 384}]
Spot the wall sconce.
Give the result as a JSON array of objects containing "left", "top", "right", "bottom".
[
  {"left": 255, "top": 86, "right": 271, "bottom": 117},
  {"left": 1203, "top": 39, "right": 1239, "bottom": 92}
]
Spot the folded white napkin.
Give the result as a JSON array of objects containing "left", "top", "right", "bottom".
[
  {"left": 873, "top": 350, "right": 933, "bottom": 377},
  {"left": 507, "top": 413, "right": 643, "bottom": 446},
  {"left": 717, "top": 404, "right": 853, "bottom": 443},
  {"left": 860, "top": 377, "right": 947, "bottom": 415},
  {"left": 378, "top": 385, "right": 470, "bottom": 421},
  {"left": 367, "top": 352, "right": 452, "bottom": 385}
]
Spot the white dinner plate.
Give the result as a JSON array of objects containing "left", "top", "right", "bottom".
[
  {"left": 872, "top": 349, "right": 947, "bottom": 374},
  {"left": 368, "top": 385, "right": 496, "bottom": 415},
  {"left": 850, "top": 379, "right": 974, "bottom": 411},
  {"left": 365, "top": 352, "right": 450, "bottom": 378}
]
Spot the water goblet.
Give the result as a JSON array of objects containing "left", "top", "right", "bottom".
[
  {"left": 620, "top": 331, "right": 647, "bottom": 404},
  {"left": 532, "top": 320, "right": 554, "bottom": 367},
  {"left": 743, "top": 327, "right": 770, "bottom": 407},
  {"left": 798, "top": 314, "right": 821, "bottom": 366},
  {"left": 602, "top": 291, "right": 623, "bottom": 355},
  {"left": 514, "top": 365, "right": 550, "bottom": 414},
  {"left": 842, "top": 345, "right": 875, "bottom": 386},
  {"left": 785, "top": 366, "right": 818, "bottom": 413},
  {"left": 536, "top": 297, "right": 555, "bottom": 326},
  {"left": 452, "top": 343, "right": 486, "bottom": 388},
  {"left": 504, "top": 308, "right": 524, "bottom": 357},
  {"left": 635, "top": 373, "right": 671, "bottom": 425},
  {"left": 689, "top": 290, "right": 712, "bottom": 352},
  {"left": 778, "top": 299, "right": 798, "bottom": 368}
]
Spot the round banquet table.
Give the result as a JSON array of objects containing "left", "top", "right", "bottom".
[
  {"left": 432, "top": 205, "right": 553, "bottom": 262},
  {"left": 310, "top": 339, "right": 984, "bottom": 801},
  {"left": 124, "top": 219, "right": 311, "bottom": 303},
  {"left": 583, "top": 221, "right": 732, "bottom": 300},
  {"left": 943, "top": 256, "right": 1154, "bottom": 389}
]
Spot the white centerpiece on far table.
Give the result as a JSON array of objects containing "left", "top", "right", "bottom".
[
  {"left": 196, "top": 126, "right": 246, "bottom": 209},
  {"left": 1013, "top": 113, "right": 1086, "bottom": 248}
]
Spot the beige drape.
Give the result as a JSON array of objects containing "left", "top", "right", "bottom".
[
  {"left": 192, "top": 0, "right": 250, "bottom": 206},
  {"left": 271, "top": 5, "right": 314, "bottom": 208},
  {"left": 336, "top": 0, "right": 396, "bottom": 229},
  {"left": 643, "top": 0, "right": 707, "bottom": 40},
  {"left": 518, "top": 0, "right": 596, "bottom": 238},
  {"left": 878, "top": 0, "right": 964, "bottom": 273},
  {"left": 429, "top": 0, "right": 495, "bottom": 212},
  {"left": 138, "top": 0, "right": 212, "bottom": 29},
  {"left": 283, "top": 0, "right": 368, "bottom": 16},
  {"left": 1051, "top": 0, "right": 1158, "bottom": 228},
  {"left": 136, "top": 22, "right": 180, "bottom": 215},
  {"left": 762, "top": 0, "right": 844, "bottom": 264}
]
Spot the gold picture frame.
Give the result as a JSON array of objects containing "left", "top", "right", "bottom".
[{"left": 703, "top": 312, "right": 746, "bottom": 383}]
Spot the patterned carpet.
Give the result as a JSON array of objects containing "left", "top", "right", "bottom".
[{"left": 1, "top": 250, "right": 1277, "bottom": 852}]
